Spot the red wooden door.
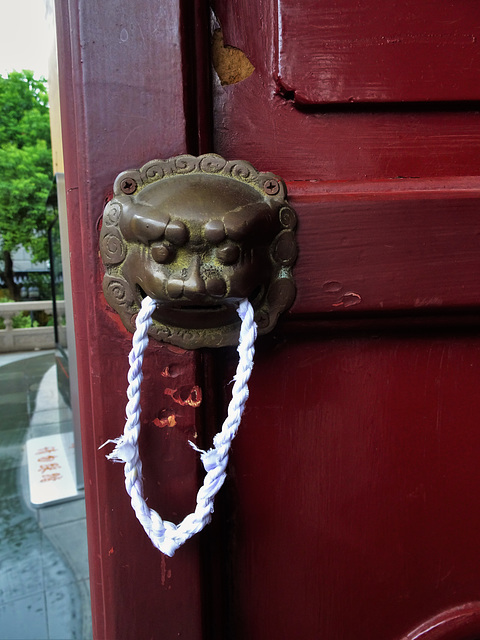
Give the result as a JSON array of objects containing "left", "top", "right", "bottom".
[{"left": 56, "top": 1, "right": 480, "bottom": 638}]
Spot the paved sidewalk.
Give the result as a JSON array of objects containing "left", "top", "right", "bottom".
[{"left": 0, "top": 351, "right": 91, "bottom": 640}]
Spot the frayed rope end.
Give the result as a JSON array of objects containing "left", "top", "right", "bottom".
[
  {"left": 188, "top": 440, "right": 219, "bottom": 472},
  {"left": 99, "top": 437, "right": 137, "bottom": 464}
]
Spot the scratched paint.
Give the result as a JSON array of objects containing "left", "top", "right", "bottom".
[
  {"left": 160, "top": 364, "right": 184, "bottom": 378},
  {"left": 414, "top": 297, "right": 443, "bottom": 308},
  {"left": 332, "top": 292, "right": 362, "bottom": 308},
  {"left": 153, "top": 414, "right": 177, "bottom": 428},
  {"left": 164, "top": 385, "right": 202, "bottom": 408},
  {"left": 322, "top": 280, "right": 343, "bottom": 293},
  {"left": 160, "top": 555, "right": 172, "bottom": 588},
  {"left": 211, "top": 28, "right": 254, "bottom": 86},
  {"left": 321, "top": 281, "right": 362, "bottom": 309}
]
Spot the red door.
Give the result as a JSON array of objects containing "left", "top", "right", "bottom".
[{"left": 56, "top": 1, "right": 480, "bottom": 638}]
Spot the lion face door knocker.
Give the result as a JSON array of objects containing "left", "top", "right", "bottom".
[{"left": 100, "top": 154, "right": 297, "bottom": 348}]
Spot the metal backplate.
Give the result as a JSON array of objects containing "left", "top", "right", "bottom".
[{"left": 100, "top": 153, "right": 297, "bottom": 348}]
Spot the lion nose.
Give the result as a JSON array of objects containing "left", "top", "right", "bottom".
[{"left": 183, "top": 256, "right": 206, "bottom": 301}]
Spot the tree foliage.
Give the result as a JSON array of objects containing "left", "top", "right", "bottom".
[{"left": 0, "top": 70, "right": 54, "bottom": 268}]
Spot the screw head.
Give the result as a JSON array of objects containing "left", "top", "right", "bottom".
[
  {"left": 263, "top": 178, "right": 280, "bottom": 195},
  {"left": 120, "top": 178, "right": 137, "bottom": 195}
]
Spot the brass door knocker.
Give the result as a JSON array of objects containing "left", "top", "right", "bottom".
[{"left": 100, "top": 153, "right": 297, "bottom": 348}]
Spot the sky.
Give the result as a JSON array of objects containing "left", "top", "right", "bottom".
[{"left": 0, "top": 0, "right": 53, "bottom": 79}]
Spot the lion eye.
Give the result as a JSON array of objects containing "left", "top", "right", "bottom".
[
  {"left": 205, "top": 219, "right": 226, "bottom": 244},
  {"left": 216, "top": 243, "right": 240, "bottom": 265},
  {"left": 165, "top": 220, "right": 188, "bottom": 246},
  {"left": 151, "top": 243, "right": 175, "bottom": 264}
]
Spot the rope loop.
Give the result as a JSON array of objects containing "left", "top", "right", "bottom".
[{"left": 104, "top": 296, "right": 257, "bottom": 556}]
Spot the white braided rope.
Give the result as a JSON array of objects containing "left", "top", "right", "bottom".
[{"left": 103, "top": 296, "right": 257, "bottom": 557}]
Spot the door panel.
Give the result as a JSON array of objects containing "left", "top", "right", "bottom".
[
  {"left": 212, "top": 1, "right": 480, "bottom": 638},
  {"left": 277, "top": 0, "right": 480, "bottom": 104},
  {"left": 291, "top": 181, "right": 480, "bottom": 315},
  {"left": 225, "top": 332, "right": 480, "bottom": 638},
  {"left": 213, "top": 1, "right": 480, "bottom": 181},
  {"left": 56, "top": 0, "right": 480, "bottom": 638},
  {"left": 55, "top": 1, "right": 209, "bottom": 638}
]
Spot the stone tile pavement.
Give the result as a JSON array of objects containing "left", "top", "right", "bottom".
[{"left": 0, "top": 351, "right": 91, "bottom": 640}]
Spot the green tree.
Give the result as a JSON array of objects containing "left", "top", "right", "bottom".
[{"left": 0, "top": 70, "right": 54, "bottom": 300}]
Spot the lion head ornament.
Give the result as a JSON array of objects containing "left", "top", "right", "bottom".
[{"left": 100, "top": 154, "right": 297, "bottom": 348}]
